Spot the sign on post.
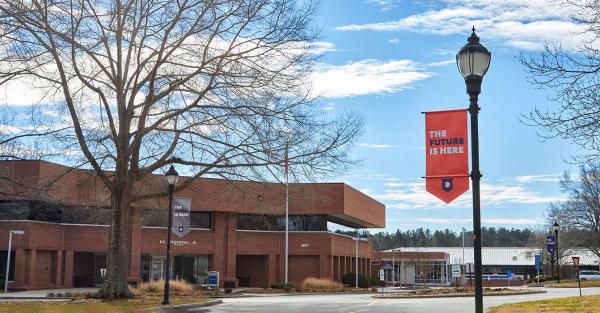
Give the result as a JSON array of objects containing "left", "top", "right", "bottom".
[
  {"left": 451, "top": 265, "right": 462, "bottom": 278},
  {"left": 379, "top": 269, "right": 385, "bottom": 281},
  {"left": 424, "top": 109, "right": 470, "bottom": 203},
  {"left": 207, "top": 271, "right": 219, "bottom": 289},
  {"left": 535, "top": 254, "right": 542, "bottom": 271},
  {"left": 572, "top": 256, "right": 582, "bottom": 297},
  {"left": 546, "top": 235, "right": 556, "bottom": 253},
  {"left": 172, "top": 197, "right": 191, "bottom": 237}
]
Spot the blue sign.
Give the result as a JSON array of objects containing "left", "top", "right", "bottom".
[
  {"left": 535, "top": 254, "right": 542, "bottom": 271},
  {"left": 506, "top": 269, "right": 512, "bottom": 278},
  {"left": 546, "top": 235, "right": 556, "bottom": 253},
  {"left": 207, "top": 271, "right": 219, "bottom": 288}
]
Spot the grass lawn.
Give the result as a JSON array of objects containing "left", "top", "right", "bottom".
[
  {"left": 546, "top": 280, "right": 600, "bottom": 288},
  {"left": 0, "top": 297, "right": 208, "bottom": 313},
  {"left": 489, "top": 295, "right": 600, "bottom": 313}
]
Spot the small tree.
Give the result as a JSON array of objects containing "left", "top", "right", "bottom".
[
  {"left": 0, "top": 0, "right": 362, "bottom": 298},
  {"left": 548, "top": 163, "right": 600, "bottom": 258}
]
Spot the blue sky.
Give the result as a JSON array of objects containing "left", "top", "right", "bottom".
[
  {"left": 313, "top": 0, "right": 585, "bottom": 233},
  {"left": 0, "top": 0, "right": 585, "bottom": 234}
]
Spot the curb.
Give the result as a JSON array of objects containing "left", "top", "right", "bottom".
[
  {"left": 373, "top": 290, "right": 546, "bottom": 299},
  {"left": 238, "top": 292, "right": 377, "bottom": 297},
  {"left": 160, "top": 299, "right": 223, "bottom": 312}
]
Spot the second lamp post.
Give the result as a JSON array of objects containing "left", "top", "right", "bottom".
[
  {"left": 553, "top": 221, "right": 560, "bottom": 283},
  {"left": 162, "top": 165, "right": 179, "bottom": 305}
]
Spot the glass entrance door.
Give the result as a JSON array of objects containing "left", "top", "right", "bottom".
[{"left": 151, "top": 257, "right": 165, "bottom": 281}]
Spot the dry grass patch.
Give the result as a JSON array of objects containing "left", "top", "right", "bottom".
[
  {"left": 489, "top": 295, "right": 600, "bottom": 313},
  {"left": 129, "top": 279, "right": 194, "bottom": 296},
  {"left": 301, "top": 277, "right": 343, "bottom": 290}
]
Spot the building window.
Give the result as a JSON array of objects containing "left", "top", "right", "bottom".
[
  {"left": 237, "top": 214, "right": 327, "bottom": 231},
  {"left": 190, "top": 212, "right": 211, "bottom": 229},
  {"left": 0, "top": 250, "right": 15, "bottom": 281}
]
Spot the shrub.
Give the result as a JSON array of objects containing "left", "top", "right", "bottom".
[
  {"left": 282, "top": 283, "right": 294, "bottom": 292},
  {"left": 130, "top": 279, "right": 193, "bottom": 296},
  {"left": 55, "top": 293, "right": 64, "bottom": 297},
  {"left": 64, "top": 292, "right": 73, "bottom": 297},
  {"left": 342, "top": 272, "right": 369, "bottom": 288},
  {"left": 224, "top": 288, "right": 233, "bottom": 294},
  {"left": 46, "top": 292, "right": 55, "bottom": 297},
  {"left": 368, "top": 276, "right": 380, "bottom": 287},
  {"left": 270, "top": 283, "right": 283, "bottom": 289},
  {"left": 301, "top": 277, "right": 343, "bottom": 290}
]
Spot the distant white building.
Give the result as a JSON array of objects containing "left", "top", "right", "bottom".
[{"left": 374, "top": 247, "right": 600, "bottom": 286}]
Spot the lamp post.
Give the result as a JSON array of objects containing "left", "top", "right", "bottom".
[
  {"left": 553, "top": 221, "right": 560, "bottom": 283},
  {"left": 456, "top": 26, "right": 491, "bottom": 313},
  {"left": 4, "top": 230, "right": 24, "bottom": 293},
  {"left": 162, "top": 165, "right": 179, "bottom": 305}
]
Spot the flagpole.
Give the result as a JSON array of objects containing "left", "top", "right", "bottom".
[{"left": 284, "top": 144, "right": 289, "bottom": 285}]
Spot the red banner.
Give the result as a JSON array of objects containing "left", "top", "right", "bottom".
[{"left": 425, "top": 109, "right": 469, "bottom": 203}]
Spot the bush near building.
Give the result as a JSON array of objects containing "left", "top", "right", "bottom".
[{"left": 342, "top": 272, "right": 376, "bottom": 288}]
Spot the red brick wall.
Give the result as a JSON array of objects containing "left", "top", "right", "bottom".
[
  {"left": 0, "top": 160, "right": 385, "bottom": 228},
  {"left": 289, "top": 255, "right": 319, "bottom": 284}
]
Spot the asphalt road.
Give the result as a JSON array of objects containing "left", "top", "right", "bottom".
[{"left": 206, "top": 287, "right": 600, "bottom": 313}]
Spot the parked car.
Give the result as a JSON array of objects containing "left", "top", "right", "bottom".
[{"left": 579, "top": 270, "right": 600, "bottom": 281}]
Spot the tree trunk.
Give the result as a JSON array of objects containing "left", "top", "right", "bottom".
[{"left": 99, "top": 185, "right": 133, "bottom": 298}]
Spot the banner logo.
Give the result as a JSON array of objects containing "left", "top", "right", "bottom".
[
  {"left": 425, "top": 109, "right": 469, "bottom": 203},
  {"left": 442, "top": 178, "right": 453, "bottom": 192}
]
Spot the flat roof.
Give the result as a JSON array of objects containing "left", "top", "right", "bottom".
[
  {"left": 0, "top": 160, "right": 385, "bottom": 228},
  {"left": 386, "top": 247, "right": 600, "bottom": 266}
]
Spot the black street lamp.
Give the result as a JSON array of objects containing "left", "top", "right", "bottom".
[
  {"left": 553, "top": 221, "right": 560, "bottom": 283},
  {"left": 162, "top": 165, "right": 179, "bottom": 305},
  {"left": 456, "top": 27, "right": 491, "bottom": 313}
]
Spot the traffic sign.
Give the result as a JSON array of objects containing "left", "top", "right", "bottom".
[
  {"left": 451, "top": 265, "right": 462, "bottom": 277},
  {"left": 572, "top": 256, "right": 580, "bottom": 268},
  {"left": 379, "top": 269, "right": 385, "bottom": 281},
  {"left": 506, "top": 269, "right": 512, "bottom": 278},
  {"left": 535, "top": 254, "right": 542, "bottom": 271}
]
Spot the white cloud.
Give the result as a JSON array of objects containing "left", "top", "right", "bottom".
[
  {"left": 415, "top": 217, "right": 543, "bottom": 225},
  {"left": 513, "top": 173, "right": 562, "bottom": 184},
  {"left": 335, "top": 0, "right": 589, "bottom": 51},
  {"left": 388, "top": 38, "right": 400, "bottom": 44},
  {"left": 359, "top": 143, "right": 396, "bottom": 149},
  {"left": 311, "top": 59, "right": 432, "bottom": 98},
  {"left": 374, "top": 180, "right": 565, "bottom": 210},
  {"left": 427, "top": 59, "right": 455, "bottom": 67},
  {"left": 323, "top": 103, "right": 334, "bottom": 111},
  {"left": 367, "top": 0, "right": 402, "bottom": 12}
]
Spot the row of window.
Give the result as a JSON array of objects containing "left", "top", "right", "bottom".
[{"left": 0, "top": 200, "right": 329, "bottom": 231}]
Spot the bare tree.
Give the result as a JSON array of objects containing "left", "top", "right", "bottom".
[
  {"left": 519, "top": 0, "right": 600, "bottom": 161},
  {"left": 549, "top": 163, "right": 600, "bottom": 258},
  {"left": 0, "top": 0, "right": 362, "bottom": 297}
]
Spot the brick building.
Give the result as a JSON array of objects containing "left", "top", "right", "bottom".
[{"left": 0, "top": 160, "right": 385, "bottom": 290}]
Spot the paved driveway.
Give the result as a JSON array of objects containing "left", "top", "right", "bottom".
[{"left": 208, "top": 287, "right": 600, "bottom": 313}]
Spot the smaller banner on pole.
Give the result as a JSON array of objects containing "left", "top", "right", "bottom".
[
  {"left": 172, "top": 197, "right": 191, "bottom": 237},
  {"left": 546, "top": 235, "right": 556, "bottom": 253},
  {"left": 425, "top": 109, "right": 470, "bottom": 203}
]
